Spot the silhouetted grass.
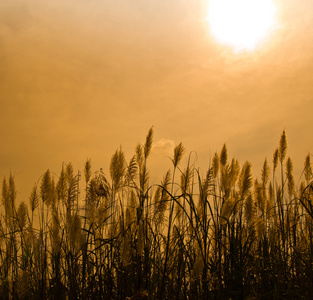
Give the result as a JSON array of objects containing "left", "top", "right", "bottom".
[{"left": 0, "top": 128, "right": 312, "bottom": 299}]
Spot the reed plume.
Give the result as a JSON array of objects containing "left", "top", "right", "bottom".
[
  {"left": 84, "top": 158, "right": 92, "bottom": 185},
  {"left": 220, "top": 144, "right": 228, "bottom": 167},
  {"left": 144, "top": 126, "right": 153, "bottom": 159},
  {"left": 154, "top": 170, "right": 171, "bottom": 226},
  {"left": 110, "top": 147, "right": 126, "bottom": 192},
  {"left": 172, "top": 142, "right": 185, "bottom": 169},
  {"left": 279, "top": 129, "right": 287, "bottom": 163},
  {"left": 244, "top": 193, "right": 255, "bottom": 225},
  {"left": 273, "top": 148, "right": 279, "bottom": 171},
  {"left": 56, "top": 166, "right": 67, "bottom": 204},
  {"left": 212, "top": 152, "right": 219, "bottom": 178},
  {"left": 229, "top": 158, "right": 240, "bottom": 189},
  {"left": 286, "top": 157, "right": 295, "bottom": 198},
  {"left": 125, "top": 155, "right": 138, "bottom": 184},
  {"left": 1, "top": 177, "right": 12, "bottom": 228},
  {"left": 261, "top": 158, "right": 270, "bottom": 187},
  {"left": 17, "top": 202, "right": 28, "bottom": 230},
  {"left": 304, "top": 154, "right": 312, "bottom": 183},
  {"left": 238, "top": 161, "right": 252, "bottom": 200},
  {"left": 40, "top": 170, "right": 52, "bottom": 204},
  {"left": 180, "top": 166, "right": 192, "bottom": 194}
]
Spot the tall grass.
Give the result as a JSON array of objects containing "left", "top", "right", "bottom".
[{"left": 0, "top": 128, "right": 312, "bottom": 299}]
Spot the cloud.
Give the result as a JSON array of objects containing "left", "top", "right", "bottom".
[{"left": 152, "top": 139, "right": 175, "bottom": 155}]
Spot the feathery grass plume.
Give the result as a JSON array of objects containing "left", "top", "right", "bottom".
[
  {"left": 56, "top": 166, "right": 67, "bottom": 203},
  {"left": 40, "top": 170, "right": 52, "bottom": 204},
  {"left": 95, "top": 169, "right": 110, "bottom": 198},
  {"left": 3, "top": 174, "right": 17, "bottom": 229},
  {"left": 139, "top": 164, "right": 149, "bottom": 197},
  {"left": 84, "top": 158, "right": 92, "bottom": 185},
  {"left": 261, "top": 158, "right": 270, "bottom": 187},
  {"left": 68, "top": 213, "right": 83, "bottom": 251},
  {"left": 244, "top": 193, "right": 255, "bottom": 225},
  {"left": 238, "top": 161, "right": 252, "bottom": 199},
  {"left": 287, "top": 201, "right": 297, "bottom": 231},
  {"left": 180, "top": 166, "right": 192, "bottom": 194},
  {"left": 267, "top": 182, "right": 274, "bottom": 218},
  {"left": 8, "top": 174, "right": 17, "bottom": 227},
  {"left": 286, "top": 157, "right": 295, "bottom": 197},
  {"left": 176, "top": 197, "right": 183, "bottom": 225},
  {"left": 8, "top": 173, "right": 17, "bottom": 204},
  {"left": 304, "top": 154, "right": 312, "bottom": 183},
  {"left": 231, "top": 189, "right": 241, "bottom": 215},
  {"left": 86, "top": 178, "right": 100, "bottom": 208},
  {"left": 50, "top": 210, "right": 61, "bottom": 252},
  {"left": 1, "top": 177, "right": 12, "bottom": 225},
  {"left": 299, "top": 181, "right": 306, "bottom": 197},
  {"left": 273, "top": 148, "right": 279, "bottom": 171},
  {"left": 0, "top": 220, "right": 4, "bottom": 247},
  {"left": 154, "top": 170, "right": 171, "bottom": 225},
  {"left": 198, "top": 168, "right": 213, "bottom": 215},
  {"left": 49, "top": 177, "right": 57, "bottom": 208},
  {"left": 96, "top": 201, "right": 108, "bottom": 231},
  {"left": 220, "top": 197, "right": 235, "bottom": 224},
  {"left": 135, "top": 143, "right": 143, "bottom": 167},
  {"left": 172, "top": 142, "right": 185, "bottom": 169},
  {"left": 66, "top": 162, "right": 74, "bottom": 184},
  {"left": 144, "top": 126, "right": 154, "bottom": 159},
  {"left": 129, "top": 189, "right": 137, "bottom": 211},
  {"left": 125, "top": 155, "right": 137, "bottom": 184},
  {"left": 212, "top": 152, "right": 219, "bottom": 178},
  {"left": 279, "top": 129, "right": 287, "bottom": 163},
  {"left": 276, "top": 186, "right": 282, "bottom": 206},
  {"left": 86, "top": 171, "right": 110, "bottom": 225},
  {"left": 220, "top": 144, "right": 228, "bottom": 167},
  {"left": 229, "top": 158, "right": 240, "bottom": 187},
  {"left": 254, "top": 179, "right": 265, "bottom": 214},
  {"left": 220, "top": 165, "right": 231, "bottom": 197},
  {"left": 66, "top": 174, "right": 79, "bottom": 212},
  {"left": 125, "top": 207, "right": 134, "bottom": 232},
  {"left": 17, "top": 201, "right": 28, "bottom": 230},
  {"left": 110, "top": 147, "right": 126, "bottom": 192},
  {"left": 286, "top": 156, "right": 293, "bottom": 177},
  {"left": 1, "top": 177, "right": 8, "bottom": 205},
  {"left": 153, "top": 187, "right": 161, "bottom": 219}
]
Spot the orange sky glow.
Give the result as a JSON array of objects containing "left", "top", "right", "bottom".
[{"left": 1, "top": 0, "right": 313, "bottom": 198}]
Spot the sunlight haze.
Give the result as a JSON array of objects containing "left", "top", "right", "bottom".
[
  {"left": 208, "top": 0, "right": 277, "bottom": 51},
  {"left": 0, "top": 0, "right": 313, "bottom": 198}
]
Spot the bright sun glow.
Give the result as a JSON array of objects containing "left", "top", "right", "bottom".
[{"left": 208, "top": 0, "right": 276, "bottom": 51}]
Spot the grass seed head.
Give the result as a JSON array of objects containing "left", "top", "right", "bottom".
[
  {"left": 173, "top": 142, "right": 185, "bottom": 168},
  {"left": 84, "top": 158, "right": 92, "bottom": 184},
  {"left": 144, "top": 127, "right": 154, "bottom": 159},
  {"left": 220, "top": 144, "right": 228, "bottom": 167},
  {"left": 273, "top": 148, "right": 279, "bottom": 171},
  {"left": 17, "top": 201, "right": 28, "bottom": 230},
  {"left": 212, "top": 152, "right": 220, "bottom": 178},
  {"left": 304, "top": 154, "right": 312, "bottom": 182},
  {"left": 279, "top": 129, "right": 287, "bottom": 163}
]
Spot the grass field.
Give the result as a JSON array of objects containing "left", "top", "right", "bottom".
[{"left": 0, "top": 128, "right": 312, "bottom": 299}]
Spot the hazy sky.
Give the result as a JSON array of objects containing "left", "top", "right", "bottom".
[{"left": 1, "top": 0, "right": 313, "bottom": 198}]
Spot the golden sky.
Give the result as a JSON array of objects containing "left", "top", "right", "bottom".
[{"left": 1, "top": 0, "right": 313, "bottom": 198}]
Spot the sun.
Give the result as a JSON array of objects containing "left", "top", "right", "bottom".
[{"left": 207, "top": 0, "right": 276, "bottom": 51}]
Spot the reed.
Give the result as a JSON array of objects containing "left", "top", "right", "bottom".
[{"left": 0, "top": 129, "right": 312, "bottom": 299}]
